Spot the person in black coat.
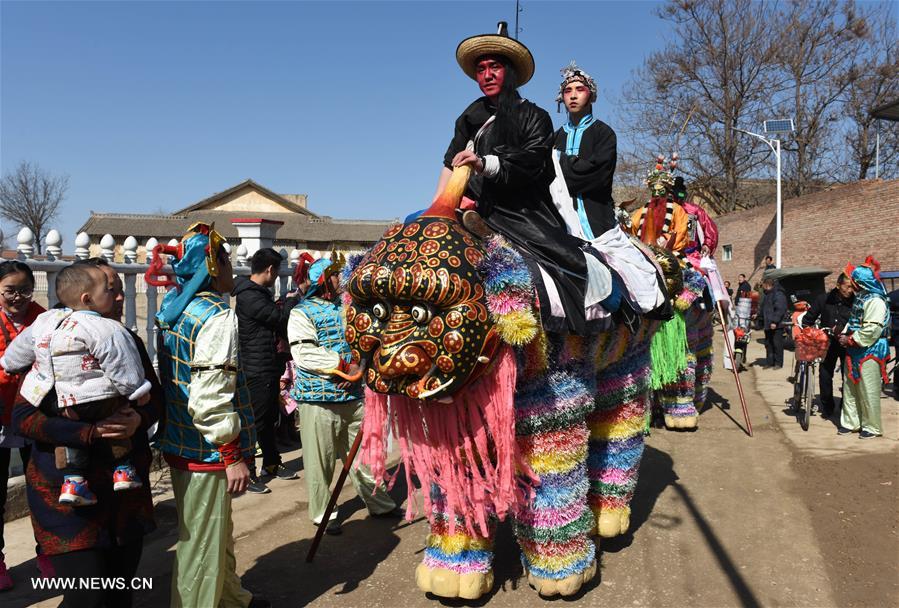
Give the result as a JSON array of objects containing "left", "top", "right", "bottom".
[
  {"left": 232, "top": 248, "right": 298, "bottom": 491},
  {"left": 435, "top": 24, "right": 590, "bottom": 335},
  {"left": 552, "top": 61, "right": 617, "bottom": 238},
  {"left": 802, "top": 274, "right": 855, "bottom": 417},
  {"left": 760, "top": 278, "right": 788, "bottom": 368}
]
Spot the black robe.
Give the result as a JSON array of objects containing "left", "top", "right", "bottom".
[
  {"left": 553, "top": 119, "right": 618, "bottom": 236},
  {"left": 444, "top": 95, "right": 589, "bottom": 334}
]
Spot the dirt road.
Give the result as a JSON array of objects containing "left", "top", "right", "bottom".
[{"left": 4, "top": 334, "right": 897, "bottom": 607}]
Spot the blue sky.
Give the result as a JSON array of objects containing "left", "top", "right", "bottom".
[{"left": 1, "top": 0, "right": 668, "bottom": 249}]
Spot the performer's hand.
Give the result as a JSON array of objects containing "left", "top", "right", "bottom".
[
  {"left": 838, "top": 334, "right": 850, "bottom": 347},
  {"left": 95, "top": 407, "right": 141, "bottom": 439},
  {"left": 452, "top": 150, "right": 484, "bottom": 173},
  {"left": 460, "top": 196, "right": 477, "bottom": 211},
  {"left": 701, "top": 245, "right": 710, "bottom": 257},
  {"left": 769, "top": 323, "right": 777, "bottom": 330},
  {"left": 226, "top": 461, "right": 250, "bottom": 496},
  {"left": 337, "top": 363, "right": 362, "bottom": 389}
]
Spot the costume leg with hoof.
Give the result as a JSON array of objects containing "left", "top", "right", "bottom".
[
  {"left": 416, "top": 486, "right": 496, "bottom": 600},
  {"left": 588, "top": 330, "right": 652, "bottom": 537},
  {"left": 513, "top": 341, "right": 596, "bottom": 598}
]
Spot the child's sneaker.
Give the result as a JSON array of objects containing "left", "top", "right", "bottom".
[
  {"left": 0, "top": 553, "right": 13, "bottom": 591},
  {"left": 59, "top": 476, "right": 97, "bottom": 506},
  {"left": 112, "top": 465, "right": 143, "bottom": 491}
]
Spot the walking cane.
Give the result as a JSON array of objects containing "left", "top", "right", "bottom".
[
  {"left": 306, "top": 366, "right": 366, "bottom": 563},
  {"left": 716, "top": 300, "right": 753, "bottom": 436},
  {"left": 305, "top": 426, "right": 365, "bottom": 562}
]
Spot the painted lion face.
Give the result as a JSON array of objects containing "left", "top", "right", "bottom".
[{"left": 346, "top": 216, "right": 500, "bottom": 400}]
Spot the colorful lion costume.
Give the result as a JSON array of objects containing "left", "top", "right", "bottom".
[
  {"left": 630, "top": 156, "right": 716, "bottom": 430},
  {"left": 348, "top": 167, "right": 664, "bottom": 599}
]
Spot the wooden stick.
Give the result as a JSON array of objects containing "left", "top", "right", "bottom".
[
  {"left": 305, "top": 425, "right": 365, "bottom": 562},
  {"left": 716, "top": 300, "right": 753, "bottom": 437}
]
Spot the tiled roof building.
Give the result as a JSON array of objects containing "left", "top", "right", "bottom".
[{"left": 78, "top": 179, "right": 398, "bottom": 260}]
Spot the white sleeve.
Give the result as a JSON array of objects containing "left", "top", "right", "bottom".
[
  {"left": 187, "top": 308, "right": 241, "bottom": 446},
  {"left": 0, "top": 324, "right": 37, "bottom": 373},
  {"left": 287, "top": 308, "right": 341, "bottom": 374}
]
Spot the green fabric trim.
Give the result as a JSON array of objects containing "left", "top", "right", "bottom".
[{"left": 649, "top": 312, "right": 688, "bottom": 390}]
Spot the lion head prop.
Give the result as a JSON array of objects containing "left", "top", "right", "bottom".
[{"left": 343, "top": 167, "right": 537, "bottom": 401}]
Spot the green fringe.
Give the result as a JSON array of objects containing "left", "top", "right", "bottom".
[{"left": 649, "top": 311, "right": 688, "bottom": 390}]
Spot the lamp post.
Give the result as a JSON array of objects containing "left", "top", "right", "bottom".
[{"left": 733, "top": 119, "right": 794, "bottom": 269}]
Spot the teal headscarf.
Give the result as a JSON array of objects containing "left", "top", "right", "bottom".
[
  {"left": 850, "top": 265, "right": 887, "bottom": 298},
  {"left": 304, "top": 254, "right": 346, "bottom": 299},
  {"left": 148, "top": 223, "right": 227, "bottom": 329}
]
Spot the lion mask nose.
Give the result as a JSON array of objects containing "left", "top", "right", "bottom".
[{"left": 374, "top": 344, "right": 432, "bottom": 379}]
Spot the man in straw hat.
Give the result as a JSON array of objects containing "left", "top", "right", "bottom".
[{"left": 435, "top": 22, "right": 592, "bottom": 335}]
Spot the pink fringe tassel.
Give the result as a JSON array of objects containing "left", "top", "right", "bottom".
[{"left": 359, "top": 345, "right": 535, "bottom": 537}]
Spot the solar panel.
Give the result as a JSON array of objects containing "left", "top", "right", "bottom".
[{"left": 764, "top": 119, "right": 794, "bottom": 134}]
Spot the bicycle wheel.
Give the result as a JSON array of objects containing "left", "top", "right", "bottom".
[
  {"left": 803, "top": 362, "right": 816, "bottom": 431},
  {"left": 799, "top": 363, "right": 811, "bottom": 431},
  {"left": 734, "top": 351, "right": 744, "bottom": 371},
  {"left": 792, "top": 362, "right": 805, "bottom": 412}
]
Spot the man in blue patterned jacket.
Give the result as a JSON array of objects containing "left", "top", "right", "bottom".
[
  {"left": 287, "top": 257, "right": 398, "bottom": 535},
  {"left": 148, "top": 223, "right": 265, "bottom": 608}
]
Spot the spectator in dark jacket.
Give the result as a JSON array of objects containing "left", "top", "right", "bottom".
[
  {"left": 802, "top": 274, "right": 855, "bottom": 417},
  {"left": 233, "top": 248, "right": 298, "bottom": 493},
  {"left": 736, "top": 274, "right": 752, "bottom": 298},
  {"left": 761, "top": 278, "right": 788, "bottom": 368}
]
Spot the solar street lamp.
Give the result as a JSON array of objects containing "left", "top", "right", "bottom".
[{"left": 734, "top": 119, "right": 794, "bottom": 269}]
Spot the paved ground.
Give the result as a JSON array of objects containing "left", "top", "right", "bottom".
[{"left": 4, "top": 333, "right": 897, "bottom": 607}]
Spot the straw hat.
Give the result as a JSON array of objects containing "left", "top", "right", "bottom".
[{"left": 455, "top": 21, "right": 535, "bottom": 87}]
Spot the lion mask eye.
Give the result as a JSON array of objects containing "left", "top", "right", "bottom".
[
  {"left": 410, "top": 304, "right": 432, "bottom": 324},
  {"left": 372, "top": 302, "right": 389, "bottom": 320}
]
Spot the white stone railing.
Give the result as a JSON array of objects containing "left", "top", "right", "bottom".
[{"left": 12, "top": 228, "right": 362, "bottom": 361}]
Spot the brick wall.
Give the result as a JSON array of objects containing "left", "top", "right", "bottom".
[{"left": 715, "top": 179, "right": 899, "bottom": 289}]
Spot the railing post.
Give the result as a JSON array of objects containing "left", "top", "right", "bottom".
[
  {"left": 100, "top": 234, "right": 115, "bottom": 262},
  {"left": 123, "top": 236, "right": 138, "bottom": 332},
  {"left": 74, "top": 232, "right": 91, "bottom": 260},
  {"left": 289, "top": 248, "right": 301, "bottom": 293},
  {"left": 278, "top": 247, "right": 289, "bottom": 298},
  {"left": 144, "top": 238, "right": 159, "bottom": 362},
  {"left": 45, "top": 230, "right": 62, "bottom": 261},
  {"left": 16, "top": 227, "right": 34, "bottom": 260}
]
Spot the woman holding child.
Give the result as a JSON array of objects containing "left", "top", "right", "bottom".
[{"left": 11, "top": 258, "right": 161, "bottom": 608}]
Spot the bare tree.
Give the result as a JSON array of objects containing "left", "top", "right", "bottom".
[
  {"left": 839, "top": 6, "right": 899, "bottom": 180},
  {"left": 617, "top": 0, "right": 781, "bottom": 214},
  {"left": 769, "top": 0, "right": 870, "bottom": 197},
  {"left": 0, "top": 161, "right": 68, "bottom": 254}
]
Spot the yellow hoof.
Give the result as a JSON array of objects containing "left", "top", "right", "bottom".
[
  {"left": 526, "top": 560, "right": 596, "bottom": 597},
  {"left": 416, "top": 564, "right": 494, "bottom": 600},
  {"left": 664, "top": 414, "right": 698, "bottom": 429},
  {"left": 597, "top": 509, "right": 630, "bottom": 538}
]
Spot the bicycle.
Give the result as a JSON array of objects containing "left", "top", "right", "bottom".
[{"left": 790, "top": 325, "right": 831, "bottom": 431}]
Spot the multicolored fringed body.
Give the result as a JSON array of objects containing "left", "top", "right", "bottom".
[
  {"left": 653, "top": 265, "right": 714, "bottom": 429},
  {"left": 355, "top": 232, "right": 660, "bottom": 600}
]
